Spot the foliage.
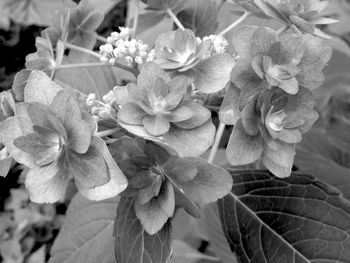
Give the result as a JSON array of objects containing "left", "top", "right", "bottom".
[{"left": 0, "top": 0, "right": 349, "bottom": 262}]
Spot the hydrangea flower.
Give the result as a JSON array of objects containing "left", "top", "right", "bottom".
[
  {"left": 115, "top": 62, "right": 215, "bottom": 157},
  {"left": 231, "top": 25, "right": 331, "bottom": 104},
  {"left": 254, "top": 0, "right": 338, "bottom": 38},
  {"left": 110, "top": 137, "right": 232, "bottom": 235},
  {"left": 226, "top": 87, "right": 318, "bottom": 177},
  {"left": 153, "top": 29, "right": 234, "bottom": 93},
  {"left": 0, "top": 71, "right": 128, "bottom": 203}
]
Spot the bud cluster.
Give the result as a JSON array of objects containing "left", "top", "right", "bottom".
[
  {"left": 86, "top": 93, "right": 117, "bottom": 122},
  {"left": 99, "top": 27, "right": 155, "bottom": 66}
]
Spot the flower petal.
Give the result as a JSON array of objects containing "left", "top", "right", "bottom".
[
  {"left": 163, "top": 157, "right": 198, "bottom": 183},
  {"left": 269, "top": 34, "right": 305, "bottom": 65},
  {"left": 167, "top": 106, "right": 194, "bottom": 122},
  {"left": 118, "top": 102, "right": 147, "bottom": 125},
  {"left": 74, "top": 136, "right": 128, "bottom": 201},
  {"left": 134, "top": 181, "right": 175, "bottom": 235},
  {"left": 25, "top": 158, "right": 69, "bottom": 203},
  {"left": 164, "top": 120, "right": 215, "bottom": 157},
  {"left": 186, "top": 54, "right": 234, "bottom": 94},
  {"left": 219, "top": 82, "right": 241, "bottom": 125},
  {"left": 226, "top": 119, "right": 263, "bottom": 165},
  {"left": 143, "top": 115, "right": 170, "bottom": 136},
  {"left": 262, "top": 141, "right": 295, "bottom": 178},
  {"left": 173, "top": 101, "right": 211, "bottom": 129}
]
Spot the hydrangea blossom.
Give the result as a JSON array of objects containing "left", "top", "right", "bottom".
[
  {"left": 99, "top": 27, "right": 154, "bottom": 66},
  {"left": 0, "top": 71, "right": 128, "bottom": 203},
  {"left": 226, "top": 87, "right": 319, "bottom": 177},
  {"left": 113, "top": 62, "right": 215, "bottom": 157},
  {"left": 231, "top": 25, "right": 332, "bottom": 103},
  {"left": 255, "top": 0, "right": 338, "bottom": 38},
  {"left": 110, "top": 137, "right": 232, "bottom": 235},
  {"left": 153, "top": 29, "right": 234, "bottom": 93}
]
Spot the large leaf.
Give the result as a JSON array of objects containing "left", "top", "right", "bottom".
[
  {"left": 48, "top": 194, "right": 118, "bottom": 263},
  {"left": 114, "top": 196, "right": 172, "bottom": 263},
  {"left": 295, "top": 129, "right": 350, "bottom": 199},
  {"left": 218, "top": 170, "right": 350, "bottom": 262},
  {"left": 54, "top": 57, "right": 127, "bottom": 99},
  {"left": 177, "top": 0, "right": 219, "bottom": 38}
]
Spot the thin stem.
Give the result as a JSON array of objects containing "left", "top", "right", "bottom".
[
  {"left": 166, "top": 8, "right": 185, "bottom": 30},
  {"left": 277, "top": 25, "right": 289, "bottom": 35},
  {"left": 208, "top": 122, "right": 226, "bottom": 164},
  {"left": 65, "top": 42, "right": 102, "bottom": 59},
  {"left": 132, "top": 0, "right": 140, "bottom": 38},
  {"left": 114, "top": 62, "right": 140, "bottom": 77},
  {"left": 57, "top": 63, "right": 112, "bottom": 70},
  {"left": 290, "top": 24, "right": 302, "bottom": 34},
  {"left": 96, "top": 34, "right": 108, "bottom": 43},
  {"left": 96, "top": 127, "right": 121, "bottom": 137},
  {"left": 218, "top": 11, "right": 250, "bottom": 36}
]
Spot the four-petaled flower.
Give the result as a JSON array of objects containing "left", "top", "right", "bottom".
[
  {"left": 231, "top": 25, "right": 331, "bottom": 108},
  {"left": 255, "top": 0, "right": 338, "bottom": 38},
  {"left": 110, "top": 137, "right": 232, "bottom": 235},
  {"left": 153, "top": 29, "right": 234, "bottom": 93},
  {"left": 226, "top": 87, "right": 319, "bottom": 177},
  {"left": 0, "top": 72, "right": 127, "bottom": 203},
  {"left": 116, "top": 62, "right": 215, "bottom": 157}
]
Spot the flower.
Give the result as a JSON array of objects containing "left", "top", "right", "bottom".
[
  {"left": 0, "top": 72, "right": 127, "bottom": 203},
  {"left": 115, "top": 62, "right": 215, "bottom": 157},
  {"left": 226, "top": 87, "right": 319, "bottom": 177},
  {"left": 153, "top": 29, "right": 234, "bottom": 93},
  {"left": 231, "top": 25, "right": 331, "bottom": 105},
  {"left": 110, "top": 137, "right": 232, "bottom": 235},
  {"left": 254, "top": 0, "right": 338, "bottom": 38}
]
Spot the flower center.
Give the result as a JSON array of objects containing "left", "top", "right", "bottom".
[{"left": 266, "top": 107, "right": 286, "bottom": 131}]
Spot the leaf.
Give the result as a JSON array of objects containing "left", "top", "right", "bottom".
[
  {"left": 54, "top": 57, "right": 120, "bottom": 99},
  {"left": 114, "top": 196, "right": 172, "bottom": 263},
  {"left": 295, "top": 129, "right": 350, "bottom": 199},
  {"left": 48, "top": 193, "right": 118, "bottom": 263},
  {"left": 0, "top": 0, "right": 66, "bottom": 28},
  {"left": 218, "top": 169, "right": 350, "bottom": 262},
  {"left": 177, "top": 0, "right": 219, "bottom": 38},
  {"left": 133, "top": 12, "right": 167, "bottom": 36},
  {"left": 143, "top": 0, "right": 187, "bottom": 13}
]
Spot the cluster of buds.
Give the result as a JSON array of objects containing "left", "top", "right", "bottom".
[
  {"left": 86, "top": 93, "right": 117, "bottom": 122},
  {"left": 99, "top": 27, "right": 155, "bottom": 66}
]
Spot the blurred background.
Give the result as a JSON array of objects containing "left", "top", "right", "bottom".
[{"left": 0, "top": 0, "right": 350, "bottom": 262}]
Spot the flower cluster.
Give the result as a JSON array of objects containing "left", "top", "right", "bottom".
[
  {"left": 223, "top": 25, "right": 331, "bottom": 177},
  {"left": 99, "top": 27, "right": 154, "bottom": 66}
]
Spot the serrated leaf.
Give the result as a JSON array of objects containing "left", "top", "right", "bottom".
[
  {"left": 218, "top": 169, "right": 350, "bottom": 263},
  {"left": 48, "top": 194, "right": 118, "bottom": 263},
  {"left": 114, "top": 196, "right": 172, "bottom": 263},
  {"left": 177, "top": 0, "right": 218, "bottom": 38},
  {"left": 295, "top": 128, "right": 350, "bottom": 199}
]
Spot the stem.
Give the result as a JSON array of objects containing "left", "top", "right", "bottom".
[
  {"left": 96, "top": 34, "right": 108, "bottom": 43},
  {"left": 65, "top": 42, "right": 102, "bottom": 60},
  {"left": 57, "top": 63, "right": 112, "bottom": 70},
  {"left": 114, "top": 62, "right": 140, "bottom": 77},
  {"left": 166, "top": 8, "right": 185, "bottom": 30},
  {"left": 290, "top": 24, "right": 302, "bottom": 34},
  {"left": 132, "top": 0, "right": 140, "bottom": 38},
  {"left": 96, "top": 127, "right": 121, "bottom": 137},
  {"left": 277, "top": 25, "right": 289, "bottom": 35},
  {"left": 208, "top": 122, "right": 226, "bottom": 164},
  {"left": 218, "top": 11, "right": 250, "bottom": 36}
]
